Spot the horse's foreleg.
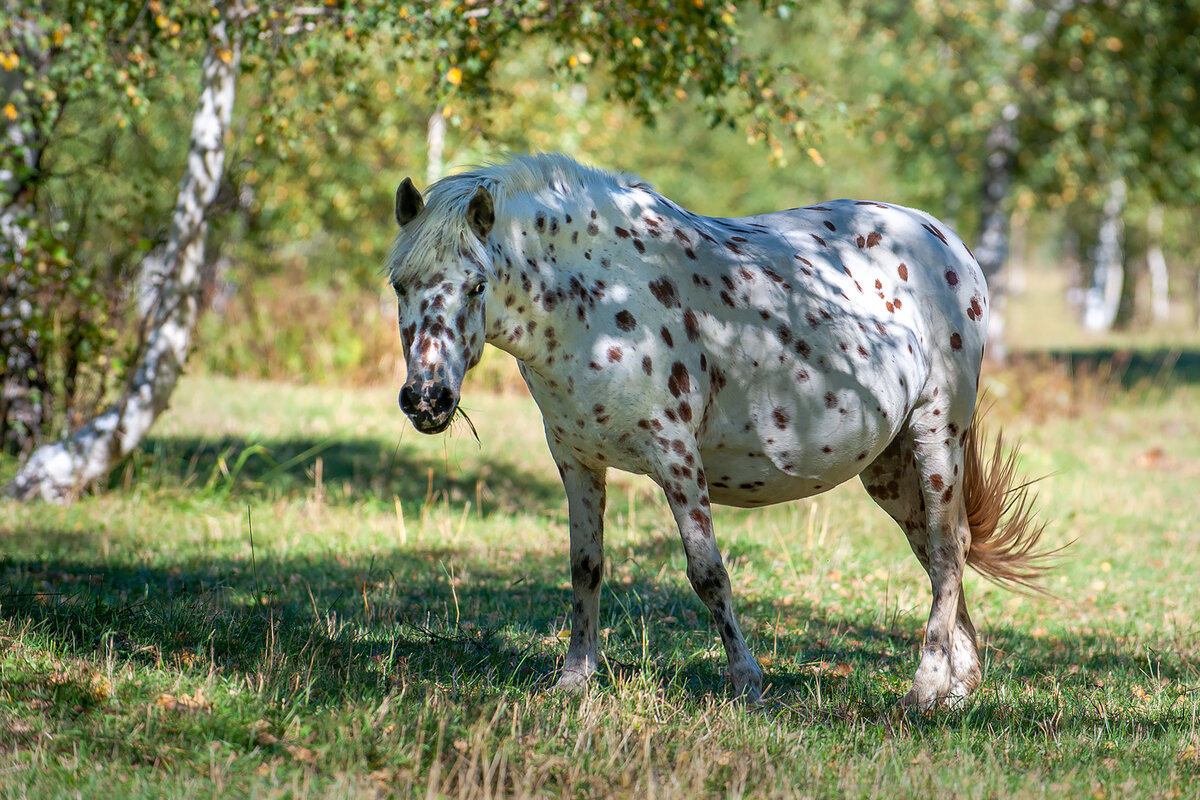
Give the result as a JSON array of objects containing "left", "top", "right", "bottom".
[
  {"left": 656, "top": 456, "right": 763, "bottom": 701},
  {"left": 553, "top": 457, "right": 607, "bottom": 692}
]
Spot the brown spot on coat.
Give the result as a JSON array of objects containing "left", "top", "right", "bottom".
[
  {"left": 648, "top": 277, "right": 680, "bottom": 308},
  {"left": 668, "top": 362, "right": 691, "bottom": 398}
]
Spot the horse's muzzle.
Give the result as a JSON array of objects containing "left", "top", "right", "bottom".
[{"left": 399, "top": 380, "right": 458, "bottom": 434}]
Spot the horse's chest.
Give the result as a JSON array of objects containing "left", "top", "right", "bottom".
[{"left": 518, "top": 364, "right": 659, "bottom": 474}]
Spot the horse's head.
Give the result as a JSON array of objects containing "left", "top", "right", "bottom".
[{"left": 387, "top": 176, "right": 495, "bottom": 434}]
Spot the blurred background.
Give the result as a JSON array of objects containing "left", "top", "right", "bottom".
[{"left": 3, "top": 0, "right": 1199, "bottom": 476}]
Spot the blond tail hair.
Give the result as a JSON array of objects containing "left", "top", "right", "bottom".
[{"left": 963, "top": 414, "right": 1059, "bottom": 592}]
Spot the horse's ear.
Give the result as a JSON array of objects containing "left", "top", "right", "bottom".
[
  {"left": 466, "top": 185, "right": 494, "bottom": 241},
  {"left": 395, "top": 178, "right": 424, "bottom": 227}
]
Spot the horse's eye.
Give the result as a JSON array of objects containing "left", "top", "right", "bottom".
[
  {"left": 393, "top": 282, "right": 407, "bottom": 298},
  {"left": 468, "top": 282, "right": 486, "bottom": 298}
]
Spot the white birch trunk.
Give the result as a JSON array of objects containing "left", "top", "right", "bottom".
[
  {"left": 1082, "top": 177, "right": 1127, "bottom": 333},
  {"left": 1146, "top": 205, "right": 1169, "bottom": 324},
  {"left": 426, "top": 106, "right": 446, "bottom": 185},
  {"left": 975, "top": 107, "right": 1017, "bottom": 363},
  {"left": 4, "top": 10, "right": 241, "bottom": 502},
  {"left": 972, "top": 1, "right": 1078, "bottom": 362}
]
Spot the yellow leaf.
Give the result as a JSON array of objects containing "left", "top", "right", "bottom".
[
  {"left": 630, "top": 36, "right": 644, "bottom": 48},
  {"left": 217, "top": 48, "right": 234, "bottom": 64},
  {"left": 445, "top": 66, "right": 463, "bottom": 86},
  {"left": 2, "top": 103, "right": 16, "bottom": 121}
]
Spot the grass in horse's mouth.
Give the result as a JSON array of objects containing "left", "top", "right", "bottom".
[{"left": 454, "top": 406, "right": 481, "bottom": 444}]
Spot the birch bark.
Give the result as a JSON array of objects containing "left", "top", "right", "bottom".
[
  {"left": 1082, "top": 177, "right": 1127, "bottom": 333},
  {"left": 1146, "top": 205, "right": 1169, "bottom": 325}
]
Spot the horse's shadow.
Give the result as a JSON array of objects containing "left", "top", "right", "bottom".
[{"left": 2, "top": 524, "right": 1193, "bottom": 736}]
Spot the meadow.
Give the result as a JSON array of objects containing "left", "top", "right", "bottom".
[{"left": 2, "top": 277, "right": 1200, "bottom": 798}]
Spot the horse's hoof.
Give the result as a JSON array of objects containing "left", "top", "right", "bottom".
[
  {"left": 898, "top": 686, "right": 967, "bottom": 711},
  {"left": 898, "top": 687, "right": 936, "bottom": 711},
  {"left": 552, "top": 669, "right": 590, "bottom": 693},
  {"left": 739, "top": 685, "right": 764, "bottom": 705}
]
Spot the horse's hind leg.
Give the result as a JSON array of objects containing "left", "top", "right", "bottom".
[{"left": 861, "top": 422, "right": 980, "bottom": 708}]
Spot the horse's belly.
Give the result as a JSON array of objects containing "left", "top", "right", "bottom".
[
  {"left": 701, "top": 420, "right": 886, "bottom": 508},
  {"left": 702, "top": 449, "right": 838, "bottom": 507},
  {"left": 697, "top": 336, "right": 920, "bottom": 508}
]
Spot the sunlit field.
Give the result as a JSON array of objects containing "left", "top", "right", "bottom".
[{"left": 3, "top": 272, "right": 1200, "bottom": 798}]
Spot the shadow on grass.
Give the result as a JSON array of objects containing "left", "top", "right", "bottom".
[
  {"left": 2, "top": 525, "right": 1195, "bottom": 738},
  {"left": 118, "top": 434, "right": 564, "bottom": 515}
]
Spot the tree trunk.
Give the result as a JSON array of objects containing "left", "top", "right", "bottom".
[
  {"left": 426, "top": 105, "right": 446, "bottom": 185},
  {"left": 1082, "top": 177, "right": 1127, "bottom": 333},
  {"left": 1146, "top": 205, "right": 1169, "bottom": 324},
  {"left": 4, "top": 9, "right": 241, "bottom": 502},
  {"left": 975, "top": 107, "right": 1017, "bottom": 363}
]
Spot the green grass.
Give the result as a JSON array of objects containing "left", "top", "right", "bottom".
[{"left": 3, "top": 352, "right": 1200, "bottom": 797}]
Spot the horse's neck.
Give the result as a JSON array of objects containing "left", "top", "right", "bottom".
[{"left": 485, "top": 189, "right": 621, "bottom": 370}]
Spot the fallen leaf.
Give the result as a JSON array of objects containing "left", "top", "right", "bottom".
[
  {"left": 285, "top": 743, "right": 315, "bottom": 763},
  {"left": 155, "top": 690, "right": 211, "bottom": 713},
  {"left": 255, "top": 730, "right": 280, "bottom": 746}
]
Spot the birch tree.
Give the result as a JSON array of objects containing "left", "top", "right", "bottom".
[{"left": 5, "top": 3, "right": 242, "bottom": 501}]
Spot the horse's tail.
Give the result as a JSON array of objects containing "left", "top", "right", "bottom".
[{"left": 963, "top": 413, "right": 1057, "bottom": 592}]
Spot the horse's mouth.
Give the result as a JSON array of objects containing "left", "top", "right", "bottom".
[{"left": 412, "top": 416, "right": 454, "bottom": 435}]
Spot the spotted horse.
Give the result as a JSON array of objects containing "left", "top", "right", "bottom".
[{"left": 385, "top": 153, "right": 1050, "bottom": 709}]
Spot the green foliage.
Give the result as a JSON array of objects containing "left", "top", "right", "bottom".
[
  {"left": 851, "top": 0, "right": 1200, "bottom": 218},
  {"left": 0, "top": 2, "right": 213, "bottom": 451},
  {"left": 1020, "top": 1, "right": 1200, "bottom": 206}
]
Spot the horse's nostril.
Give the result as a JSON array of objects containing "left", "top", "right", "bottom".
[
  {"left": 399, "top": 385, "right": 418, "bottom": 414},
  {"left": 432, "top": 385, "right": 456, "bottom": 412}
]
